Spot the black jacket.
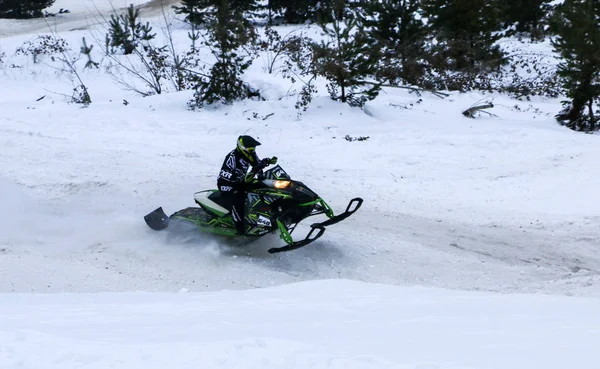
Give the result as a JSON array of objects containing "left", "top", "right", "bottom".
[{"left": 217, "top": 148, "right": 259, "bottom": 191}]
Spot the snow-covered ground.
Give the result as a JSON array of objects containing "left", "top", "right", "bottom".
[
  {"left": 1, "top": 1, "right": 599, "bottom": 368},
  {"left": 2, "top": 280, "right": 600, "bottom": 369}
]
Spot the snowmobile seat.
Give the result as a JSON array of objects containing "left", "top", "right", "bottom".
[{"left": 208, "top": 191, "right": 234, "bottom": 212}]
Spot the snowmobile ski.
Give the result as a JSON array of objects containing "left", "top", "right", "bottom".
[
  {"left": 311, "top": 197, "right": 363, "bottom": 228},
  {"left": 268, "top": 225, "right": 326, "bottom": 254}
]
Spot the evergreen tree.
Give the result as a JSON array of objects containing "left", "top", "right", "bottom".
[
  {"left": 173, "top": 0, "right": 212, "bottom": 25},
  {"left": 0, "top": 0, "right": 55, "bottom": 19},
  {"left": 312, "top": 0, "right": 380, "bottom": 107},
  {"left": 501, "top": 0, "right": 552, "bottom": 40},
  {"left": 188, "top": 0, "right": 259, "bottom": 108},
  {"left": 422, "top": 0, "right": 505, "bottom": 74},
  {"left": 262, "top": 0, "right": 283, "bottom": 25},
  {"left": 107, "top": 4, "right": 155, "bottom": 55},
  {"left": 551, "top": 0, "right": 600, "bottom": 131},
  {"left": 359, "top": 0, "right": 426, "bottom": 85},
  {"left": 174, "top": 0, "right": 258, "bottom": 25},
  {"left": 269, "top": 0, "right": 333, "bottom": 24}
]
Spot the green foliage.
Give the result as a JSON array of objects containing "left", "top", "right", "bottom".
[
  {"left": 358, "top": 0, "right": 426, "bottom": 85},
  {"left": 422, "top": 0, "right": 506, "bottom": 75},
  {"left": 271, "top": 0, "right": 333, "bottom": 24},
  {"left": 174, "top": 0, "right": 259, "bottom": 25},
  {"left": 188, "top": 0, "right": 260, "bottom": 108},
  {"left": 312, "top": 0, "right": 381, "bottom": 107},
  {"left": 551, "top": 0, "right": 600, "bottom": 131},
  {"left": 107, "top": 4, "right": 155, "bottom": 55},
  {"left": 500, "top": 0, "right": 552, "bottom": 40},
  {"left": 0, "top": 0, "right": 55, "bottom": 19},
  {"left": 173, "top": 0, "right": 212, "bottom": 25}
]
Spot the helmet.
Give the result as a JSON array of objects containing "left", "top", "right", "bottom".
[{"left": 237, "top": 135, "right": 261, "bottom": 159}]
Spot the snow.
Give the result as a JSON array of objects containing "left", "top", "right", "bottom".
[
  {"left": 2, "top": 280, "right": 600, "bottom": 369},
  {"left": 1, "top": 1, "right": 600, "bottom": 368}
]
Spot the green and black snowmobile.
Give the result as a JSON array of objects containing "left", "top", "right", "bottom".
[{"left": 144, "top": 161, "right": 362, "bottom": 253}]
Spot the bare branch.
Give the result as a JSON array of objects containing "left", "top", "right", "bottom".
[
  {"left": 356, "top": 80, "right": 450, "bottom": 98},
  {"left": 462, "top": 103, "right": 495, "bottom": 118}
]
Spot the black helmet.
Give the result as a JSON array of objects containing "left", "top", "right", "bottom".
[{"left": 237, "top": 135, "right": 261, "bottom": 158}]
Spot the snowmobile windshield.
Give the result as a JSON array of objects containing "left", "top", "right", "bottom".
[{"left": 261, "top": 165, "right": 291, "bottom": 181}]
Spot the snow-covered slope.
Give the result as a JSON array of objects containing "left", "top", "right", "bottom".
[
  {"left": 0, "top": 0, "right": 178, "bottom": 37},
  {"left": 2, "top": 280, "right": 600, "bottom": 369}
]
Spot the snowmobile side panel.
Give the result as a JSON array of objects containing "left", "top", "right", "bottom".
[
  {"left": 194, "top": 191, "right": 229, "bottom": 217},
  {"left": 144, "top": 207, "right": 170, "bottom": 230},
  {"left": 169, "top": 207, "right": 269, "bottom": 238}
]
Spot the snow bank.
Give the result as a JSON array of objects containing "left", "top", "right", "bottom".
[{"left": 1, "top": 280, "right": 599, "bottom": 369}]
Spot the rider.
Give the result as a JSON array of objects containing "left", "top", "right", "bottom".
[{"left": 217, "top": 135, "right": 277, "bottom": 235}]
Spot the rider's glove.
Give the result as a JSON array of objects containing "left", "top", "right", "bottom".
[{"left": 269, "top": 156, "right": 278, "bottom": 165}]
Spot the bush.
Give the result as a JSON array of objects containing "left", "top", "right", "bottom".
[
  {"left": 15, "top": 34, "right": 68, "bottom": 63},
  {"left": 0, "top": 0, "right": 55, "bottom": 19}
]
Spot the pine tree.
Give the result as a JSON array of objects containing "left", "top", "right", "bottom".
[
  {"left": 359, "top": 0, "right": 426, "bottom": 85},
  {"left": 174, "top": 0, "right": 258, "bottom": 25},
  {"left": 268, "top": 0, "right": 333, "bottom": 24},
  {"left": 551, "top": 0, "right": 600, "bottom": 131},
  {"left": 107, "top": 4, "right": 155, "bottom": 55},
  {"left": 422, "top": 0, "right": 505, "bottom": 74},
  {"left": 173, "top": 0, "right": 212, "bottom": 25},
  {"left": 188, "top": 0, "right": 259, "bottom": 108},
  {"left": 312, "top": 0, "right": 380, "bottom": 107},
  {"left": 501, "top": 0, "right": 552, "bottom": 40},
  {"left": 0, "top": 0, "right": 55, "bottom": 19}
]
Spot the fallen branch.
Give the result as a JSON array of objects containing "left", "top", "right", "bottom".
[
  {"left": 393, "top": 85, "right": 449, "bottom": 98},
  {"left": 462, "top": 103, "right": 495, "bottom": 118},
  {"left": 356, "top": 80, "right": 449, "bottom": 99}
]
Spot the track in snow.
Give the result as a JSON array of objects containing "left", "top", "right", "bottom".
[{"left": 2, "top": 178, "right": 598, "bottom": 296}]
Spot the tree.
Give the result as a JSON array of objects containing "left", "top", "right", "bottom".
[
  {"left": 174, "top": 0, "right": 258, "bottom": 25},
  {"left": 501, "top": 0, "right": 552, "bottom": 40},
  {"left": 173, "top": 0, "right": 211, "bottom": 25},
  {"left": 266, "top": 0, "right": 333, "bottom": 24},
  {"left": 188, "top": 0, "right": 259, "bottom": 108},
  {"left": 422, "top": 0, "right": 505, "bottom": 75},
  {"left": 312, "top": 0, "right": 381, "bottom": 107},
  {"left": 359, "top": 0, "right": 426, "bottom": 85},
  {"left": 551, "top": 0, "right": 600, "bottom": 131},
  {"left": 107, "top": 4, "right": 155, "bottom": 55},
  {"left": 0, "top": 0, "right": 55, "bottom": 19}
]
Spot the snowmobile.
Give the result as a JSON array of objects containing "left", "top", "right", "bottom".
[{"left": 143, "top": 161, "right": 363, "bottom": 254}]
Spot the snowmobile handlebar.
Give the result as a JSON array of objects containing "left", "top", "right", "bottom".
[{"left": 245, "top": 157, "right": 277, "bottom": 182}]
